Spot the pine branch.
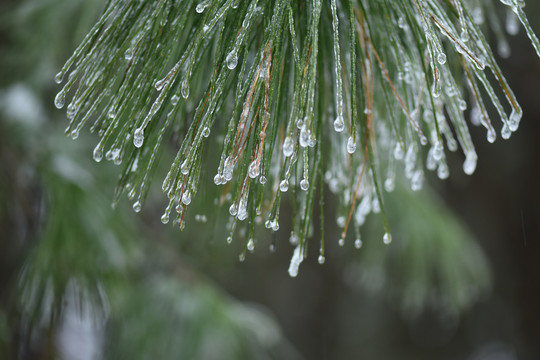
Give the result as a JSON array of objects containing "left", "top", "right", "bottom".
[{"left": 54, "top": 0, "right": 539, "bottom": 276}]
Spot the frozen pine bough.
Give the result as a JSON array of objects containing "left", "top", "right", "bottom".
[{"left": 55, "top": 0, "right": 539, "bottom": 276}]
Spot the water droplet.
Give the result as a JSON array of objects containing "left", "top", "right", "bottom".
[
  {"left": 346, "top": 136, "right": 356, "bottom": 154},
  {"left": 226, "top": 236, "right": 232, "bottom": 244},
  {"left": 437, "top": 52, "right": 447, "bottom": 65},
  {"left": 133, "top": 128, "right": 144, "bottom": 148},
  {"left": 70, "top": 129, "right": 79, "bottom": 140},
  {"left": 196, "top": 1, "right": 209, "bottom": 13},
  {"left": 300, "top": 178, "right": 309, "bottom": 191},
  {"left": 461, "top": 29, "right": 470, "bottom": 42},
  {"left": 214, "top": 173, "right": 222, "bottom": 185},
  {"left": 161, "top": 213, "right": 169, "bottom": 224},
  {"left": 247, "top": 238, "right": 255, "bottom": 252},
  {"left": 280, "top": 179, "right": 289, "bottom": 192},
  {"left": 259, "top": 175, "right": 267, "bottom": 185},
  {"left": 202, "top": 126, "right": 210, "bottom": 137},
  {"left": 181, "top": 191, "right": 192, "bottom": 205},
  {"left": 338, "top": 238, "right": 345, "bottom": 247},
  {"left": 226, "top": 50, "right": 238, "bottom": 70},
  {"left": 229, "top": 204, "right": 237, "bottom": 216},
  {"left": 171, "top": 95, "right": 179, "bottom": 106},
  {"left": 54, "top": 92, "right": 65, "bottom": 109},
  {"left": 248, "top": 160, "right": 260, "bottom": 178},
  {"left": 333, "top": 115, "right": 345, "bottom": 132},
  {"left": 181, "top": 79, "right": 190, "bottom": 99},
  {"left": 93, "top": 146, "right": 103, "bottom": 162},
  {"left": 181, "top": 159, "right": 190, "bottom": 175},
  {"left": 458, "top": 99, "right": 467, "bottom": 111},
  {"left": 54, "top": 71, "right": 64, "bottom": 84},
  {"left": 283, "top": 136, "right": 294, "bottom": 157},
  {"left": 155, "top": 78, "right": 168, "bottom": 91},
  {"left": 239, "top": 253, "right": 246, "bottom": 262},
  {"left": 269, "top": 244, "right": 275, "bottom": 252},
  {"left": 318, "top": 254, "right": 325, "bottom": 264},
  {"left": 383, "top": 232, "right": 392, "bottom": 244},
  {"left": 133, "top": 201, "right": 142, "bottom": 213},
  {"left": 223, "top": 157, "right": 234, "bottom": 181},
  {"left": 354, "top": 239, "right": 362, "bottom": 249}
]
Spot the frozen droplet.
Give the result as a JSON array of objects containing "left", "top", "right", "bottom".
[
  {"left": 354, "top": 239, "right": 362, "bottom": 249},
  {"left": 259, "top": 175, "right": 267, "bottom": 185},
  {"left": 299, "top": 126, "right": 309, "bottom": 148},
  {"left": 288, "top": 245, "right": 303, "bottom": 277},
  {"left": 437, "top": 163, "right": 450, "bottom": 179},
  {"left": 347, "top": 136, "right": 356, "bottom": 154},
  {"left": 296, "top": 118, "right": 304, "bottom": 129},
  {"left": 411, "top": 170, "right": 423, "bottom": 191},
  {"left": 458, "top": 99, "right": 467, "bottom": 111},
  {"left": 93, "top": 146, "right": 103, "bottom": 162},
  {"left": 384, "top": 177, "right": 395, "bottom": 192},
  {"left": 54, "top": 71, "right": 64, "bottom": 84},
  {"left": 202, "top": 126, "right": 210, "bottom": 137},
  {"left": 437, "top": 52, "right": 447, "bottom": 65},
  {"left": 333, "top": 115, "right": 345, "bottom": 132},
  {"left": 181, "top": 191, "right": 192, "bottom": 205},
  {"left": 181, "top": 79, "right": 190, "bottom": 99},
  {"left": 487, "top": 129, "right": 497, "bottom": 143},
  {"left": 509, "top": 109, "right": 522, "bottom": 132},
  {"left": 283, "top": 136, "right": 294, "bottom": 157},
  {"left": 161, "top": 213, "right": 169, "bottom": 224},
  {"left": 433, "top": 141, "right": 444, "bottom": 161},
  {"left": 300, "top": 178, "right": 309, "bottom": 191},
  {"left": 133, "top": 128, "right": 144, "bottom": 148},
  {"left": 338, "top": 238, "right": 345, "bottom": 247},
  {"left": 248, "top": 160, "right": 259, "bottom": 178},
  {"left": 318, "top": 254, "right": 325, "bottom": 264},
  {"left": 226, "top": 50, "right": 238, "bottom": 70},
  {"left": 463, "top": 153, "right": 477, "bottom": 175},
  {"left": 133, "top": 201, "right": 142, "bottom": 213},
  {"left": 280, "top": 179, "right": 289, "bottom": 192},
  {"left": 54, "top": 92, "right": 65, "bottom": 109},
  {"left": 247, "top": 238, "right": 255, "bottom": 252},
  {"left": 383, "top": 232, "right": 392, "bottom": 244},
  {"left": 501, "top": 124, "right": 511, "bottom": 139},
  {"left": 394, "top": 143, "right": 404, "bottom": 160}
]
